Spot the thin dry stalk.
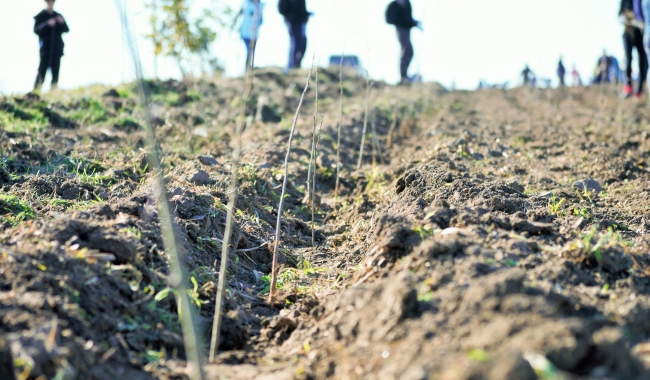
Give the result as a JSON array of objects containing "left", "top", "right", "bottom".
[
  {"left": 306, "top": 67, "right": 319, "bottom": 209},
  {"left": 386, "top": 99, "right": 398, "bottom": 149},
  {"left": 370, "top": 108, "right": 384, "bottom": 165},
  {"left": 596, "top": 81, "right": 605, "bottom": 133},
  {"left": 269, "top": 70, "right": 313, "bottom": 304},
  {"left": 209, "top": 6, "right": 261, "bottom": 362},
  {"left": 618, "top": 90, "right": 623, "bottom": 145},
  {"left": 357, "top": 75, "right": 372, "bottom": 170},
  {"left": 311, "top": 114, "right": 324, "bottom": 252},
  {"left": 335, "top": 53, "right": 344, "bottom": 196},
  {"left": 113, "top": 2, "right": 204, "bottom": 379},
  {"left": 307, "top": 67, "right": 320, "bottom": 251}
]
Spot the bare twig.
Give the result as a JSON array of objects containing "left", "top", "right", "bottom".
[
  {"left": 269, "top": 69, "right": 313, "bottom": 304},
  {"left": 209, "top": 4, "right": 260, "bottom": 362},
  {"left": 335, "top": 51, "right": 344, "bottom": 195},
  {"left": 113, "top": 2, "right": 204, "bottom": 379}
]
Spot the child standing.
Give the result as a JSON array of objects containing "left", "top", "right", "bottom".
[{"left": 239, "top": 0, "right": 264, "bottom": 71}]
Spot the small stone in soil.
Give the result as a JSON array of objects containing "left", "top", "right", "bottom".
[
  {"left": 189, "top": 170, "right": 212, "bottom": 185},
  {"left": 538, "top": 191, "right": 554, "bottom": 198},
  {"left": 258, "top": 162, "right": 271, "bottom": 169},
  {"left": 198, "top": 155, "right": 218, "bottom": 166},
  {"left": 573, "top": 178, "right": 602, "bottom": 193}
]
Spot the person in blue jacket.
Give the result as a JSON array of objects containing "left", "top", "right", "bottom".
[
  {"left": 238, "top": 0, "right": 264, "bottom": 71},
  {"left": 33, "top": 0, "right": 69, "bottom": 91}
]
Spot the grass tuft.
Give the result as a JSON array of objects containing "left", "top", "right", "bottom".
[{"left": 0, "top": 195, "right": 35, "bottom": 227}]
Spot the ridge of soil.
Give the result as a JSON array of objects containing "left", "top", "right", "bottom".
[{"left": 2, "top": 70, "right": 650, "bottom": 380}]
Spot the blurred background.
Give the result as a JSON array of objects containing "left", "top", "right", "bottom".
[{"left": 0, "top": 0, "right": 625, "bottom": 93}]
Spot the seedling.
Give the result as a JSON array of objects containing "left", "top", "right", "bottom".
[
  {"left": 414, "top": 225, "right": 434, "bottom": 240},
  {"left": 547, "top": 195, "right": 566, "bottom": 216},
  {"left": 467, "top": 349, "right": 490, "bottom": 362}
]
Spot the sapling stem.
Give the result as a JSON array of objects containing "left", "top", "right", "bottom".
[
  {"left": 357, "top": 75, "right": 372, "bottom": 170},
  {"left": 269, "top": 69, "right": 313, "bottom": 304},
  {"left": 617, "top": 89, "right": 624, "bottom": 145},
  {"left": 311, "top": 114, "right": 324, "bottom": 253},
  {"left": 209, "top": 4, "right": 261, "bottom": 362},
  {"left": 335, "top": 53, "right": 344, "bottom": 196},
  {"left": 306, "top": 67, "right": 319, "bottom": 210},
  {"left": 307, "top": 67, "right": 320, "bottom": 252},
  {"left": 209, "top": 6, "right": 262, "bottom": 362},
  {"left": 113, "top": 1, "right": 204, "bottom": 378},
  {"left": 386, "top": 99, "right": 398, "bottom": 149},
  {"left": 370, "top": 108, "right": 383, "bottom": 165}
]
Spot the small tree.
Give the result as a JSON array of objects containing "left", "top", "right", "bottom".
[{"left": 145, "top": 0, "right": 229, "bottom": 77}]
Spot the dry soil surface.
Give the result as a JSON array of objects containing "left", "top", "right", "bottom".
[{"left": 1, "top": 70, "right": 650, "bottom": 380}]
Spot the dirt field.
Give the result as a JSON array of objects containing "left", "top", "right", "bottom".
[{"left": 2, "top": 69, "right": 650, "bottom": 380}]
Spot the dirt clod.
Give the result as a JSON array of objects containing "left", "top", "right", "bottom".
[
  {"left": 188, "top": 169, "right": 212, "bottom": 185},
  {"left": 198, "top": 155, "right": 218, "bottom": 166}
]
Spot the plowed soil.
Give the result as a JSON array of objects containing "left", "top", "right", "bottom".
[{"left": 2, "top": 70, "right": 650, "bottom": 380}]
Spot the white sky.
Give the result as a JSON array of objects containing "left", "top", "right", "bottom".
[{"left": 0, "top": 0, "right": 625, "bottom": 94}]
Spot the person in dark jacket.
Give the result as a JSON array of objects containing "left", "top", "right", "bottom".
[
  {"left": 278, "top": 0, "right": 310, "bottom": 70},
  {"left": 557, "top": 56, "right": 566, "bottom": 86},
  {"left": 521, "top": 64, "right": 534, "bottom": 86},
  {"left": 33, "top": 0, "right": 69, "bottom": 91},
  {"left": 620, "top": 0, "right": 648, "bottom": 98},
  {"left": 386, "top": 0, "right": 420, "bottom": 83}
]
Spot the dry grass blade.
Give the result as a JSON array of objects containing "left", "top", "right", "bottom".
[
  {"left": 209, "top": 5, "right": 261, "bottom": 362},
  {"left": 112, "top": 1, "right": 204, "bottom": 379},
  {"left": 335, "top": 53, "right": 344, "bottom": 196},
  {"left": 269, "top": 69, "right": 313, "bottom": 304}
]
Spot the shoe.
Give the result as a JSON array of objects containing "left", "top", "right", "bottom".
[
  {"left": 622, "top": 84, "right": 633, "bottom": 98},
  {"left": 635, "top": 91, "right": 644, "bottom": 99}
]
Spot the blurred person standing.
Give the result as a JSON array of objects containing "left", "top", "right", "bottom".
[
  {"left": 620, "top": 0, "right": 648, "bottom": 98},
  {"left": 385, "top": 0, "right": 421, "bottom": 84},
  {"left": 596, "top": 51, "right": 612, "bottom": 83},
  {"left": 557, "top": 57, "right": 566, "bottom": 86},
  {"left": 278, "top": 0, "right": 310, "bottom": 70},
  {"left": 643, "top": 0, "right": 650, "bottom": 72},
  {"left": 571, "top": 64, "right": 582, "bottom": 86},
  {"left": 237, "top": 0, "right": 264, "bottom": 71},
  {"left": 33, "top": 0, "right": 69, "bottom": 92},
  {"left": 521, "top": 64, "right": 534, "bottom": 86}
]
